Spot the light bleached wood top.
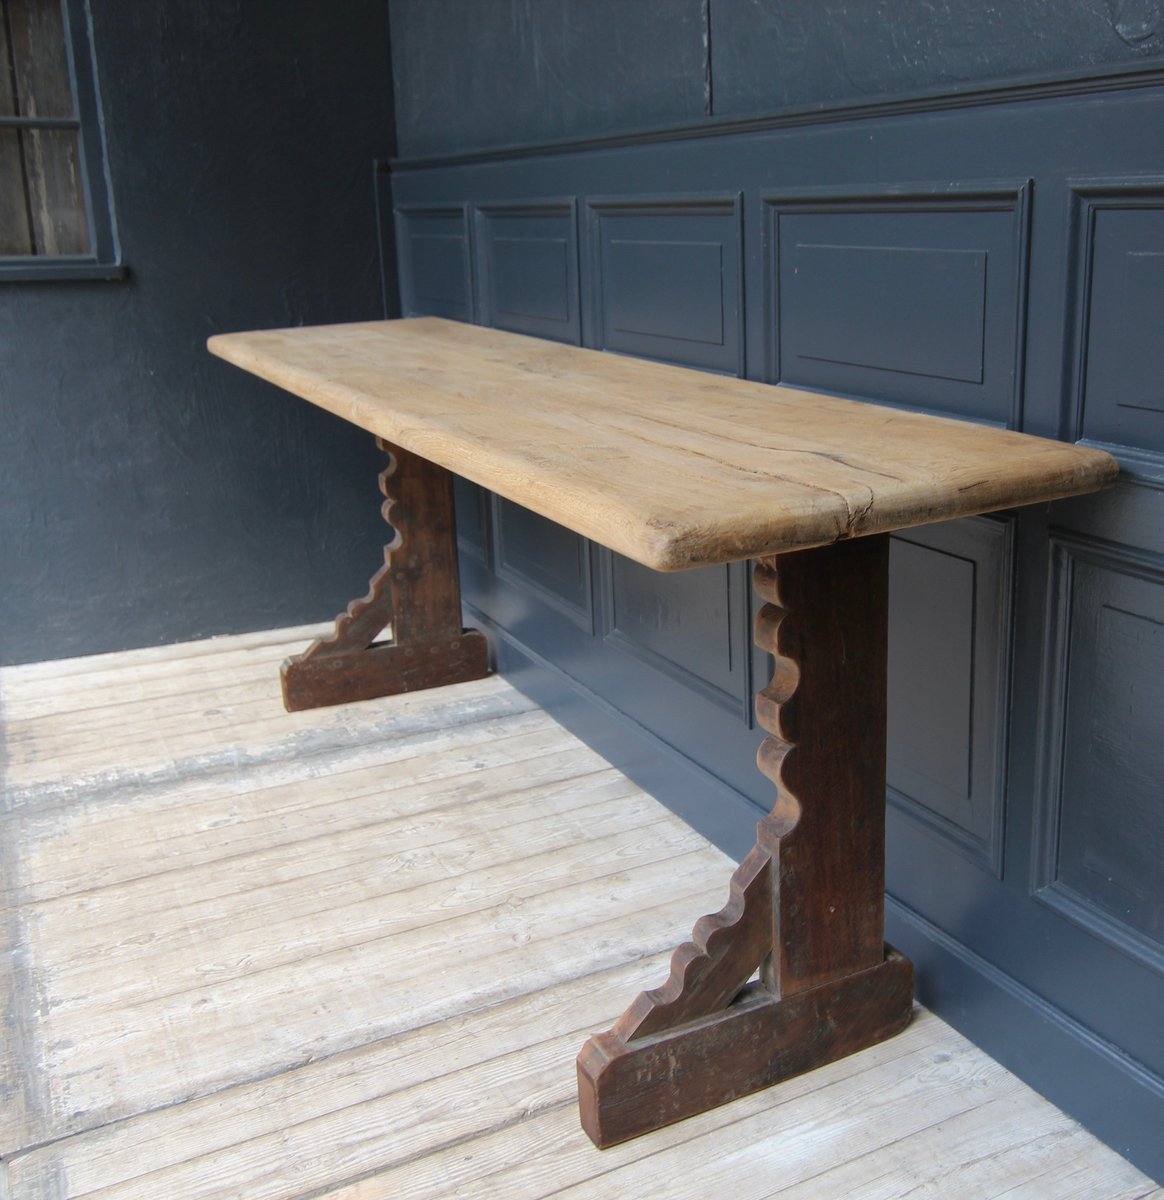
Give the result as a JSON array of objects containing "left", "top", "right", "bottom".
[{"left": 208, "top": 317, "right": 1117, "bottom": 571}]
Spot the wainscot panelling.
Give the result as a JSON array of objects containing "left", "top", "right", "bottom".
[
  {"left": 474, "top": 199, "right": 581, "bottom": 343},
  {"left": 763, "top": 183, "right": 1031, "bottom": 426},
  {"left": 390, "top": 72, "right": 1164, "bottom": 1182},
  {"left": 1036, "top": 534, "right": 1164, "bottom": 975},
  {"left": 453, "top": 479, "right": 491, "bottom": 567},
  {"left": 887, "top": 518, "right": 1013, "bottom": 877},
  {"left": 586, "top": 195, "right": 743, "bottom": 373},
  {"left": 1071, "top": 179, "right": 1164, "bottom": 463},
  {"left": 494, "top": 497, "right": 595, "bottom": 632},
  {"left": 395, "top": 203, "right": 474, "bottom": 322},
  {"left": 602, "top": 554, "right": 751, "bottom": 721}
]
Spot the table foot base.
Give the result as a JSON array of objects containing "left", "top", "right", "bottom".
[
  {"left": 280, "top": 630, "right": 489, "bottom": 711},
  {"left": 280, "top": 438, "right": 490, "bottom": 711},
  {"left": 577, "top": 949, "right": 913, "bottom": 1148}
]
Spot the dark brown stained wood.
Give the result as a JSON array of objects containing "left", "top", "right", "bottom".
[
  {"left": 381, "top": 434, "right": 469, "bottom": 643},
  {"left": 611, "top": 844, "right": 775, "bottom": 1041},
  {"left": 280, "top": 634, "right": 490, "bottom": 711},
  {"left": 754, "top": 537, "right": 889, "bottom": 994},
  {"left": 578, "top": 952, "right": 914, "bottom": 1148},
  {"left": 577, "top": 536, "right": 912, "bottom": 1147},
  {"left": 280, "top": 439, "right": 489, "bottom": 711}
]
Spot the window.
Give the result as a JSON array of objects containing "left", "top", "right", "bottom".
[{"left": 0, "top": 0, "right": 120, "bottom": 279}]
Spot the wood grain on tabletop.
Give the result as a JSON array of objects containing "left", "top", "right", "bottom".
[{"left": 207, "top": 317, "right": 1118, "bottom": 571}]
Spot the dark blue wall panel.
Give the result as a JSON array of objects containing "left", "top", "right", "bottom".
[
  {"left": 1058, "top": 574, "right": 1164, "bottom": 952},
  {"left": 1039, "top": 537, "right": 1164, "bottom": 980},
  {"left": 888, "top": 518, "right": 1012, "bottom": 876},
  {"left": 766, "top": 186, "right": 1030, "bottom": 424},
  {"left": 396, "top": 205, "right": 473, "bottom": 321},
  {"left": 495, "top": 500, "right": 594, "bottom": 631},
  {"left": 787, "top": 244, "right": 987, "bottom": 380},
  {"left": 453, "top": 479, "right": 491, "bottom": 567},
  {"left": 1074, "top": 182, "right": 1164, "bottom": 455},
  {"left": 588, "top": 196, "right": 743, "bottom": 373},
  {"left": 475, "top": 200, "right": 581, "bottom": 343},
  {"left": 604, "top": 554, "right": 751, "bottom": 720}
]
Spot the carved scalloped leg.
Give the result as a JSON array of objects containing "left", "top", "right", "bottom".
[
  {"left": 577, "top": 535, "right": 914, "bottom": 1148},
  {"left": 280, "top": 438, "right": 489, "bottom": 711}
]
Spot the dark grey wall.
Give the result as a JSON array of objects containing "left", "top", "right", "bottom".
[
  {"left": 0, "top": 1, "right": 394, "bottom": 666},
  {"left": 710, "top": 0, "right": 1164, "bottom": 114},
  {"left": 390, "top": 0, "right": 709, "bottom": 159},
  {"left": 389, "top": 0, "right": 1164, "bottom": 158}
]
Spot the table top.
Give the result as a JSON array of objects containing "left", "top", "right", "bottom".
[{"left": 208, "top": 317, "right": 1117, "bottom": 571}]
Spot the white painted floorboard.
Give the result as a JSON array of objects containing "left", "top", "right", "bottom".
[{"left": 1, "top": 627, "right": 1160, "bottom": 1199}]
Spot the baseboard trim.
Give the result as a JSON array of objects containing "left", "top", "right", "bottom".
[{"left": 886, "top": 895, "right": 1164, "bottom": 1185}]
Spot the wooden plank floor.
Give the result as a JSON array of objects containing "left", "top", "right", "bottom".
[{"left": 2, "top": 626, "right": 1160, "bottom": 1200}]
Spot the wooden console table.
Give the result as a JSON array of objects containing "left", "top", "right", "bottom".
[{"left": 209, "top": 317, "right": 1117, "bottom": 1148}]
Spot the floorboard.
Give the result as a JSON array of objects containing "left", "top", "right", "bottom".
[{"left": 2, "top": 627, "right": 1159, "bottom": 1198}]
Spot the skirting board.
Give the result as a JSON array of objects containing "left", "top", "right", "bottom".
[{"left": 886, "top": 896, "right": 1164, "bottom": 1186}]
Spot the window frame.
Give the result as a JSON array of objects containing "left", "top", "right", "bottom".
[{"left": 0, "top": 0, "right": 122, "bottom": 282}]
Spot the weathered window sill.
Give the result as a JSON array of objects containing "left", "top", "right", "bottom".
[{"left": 0, "top": 257, "right": 128, "bottom": 283}]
